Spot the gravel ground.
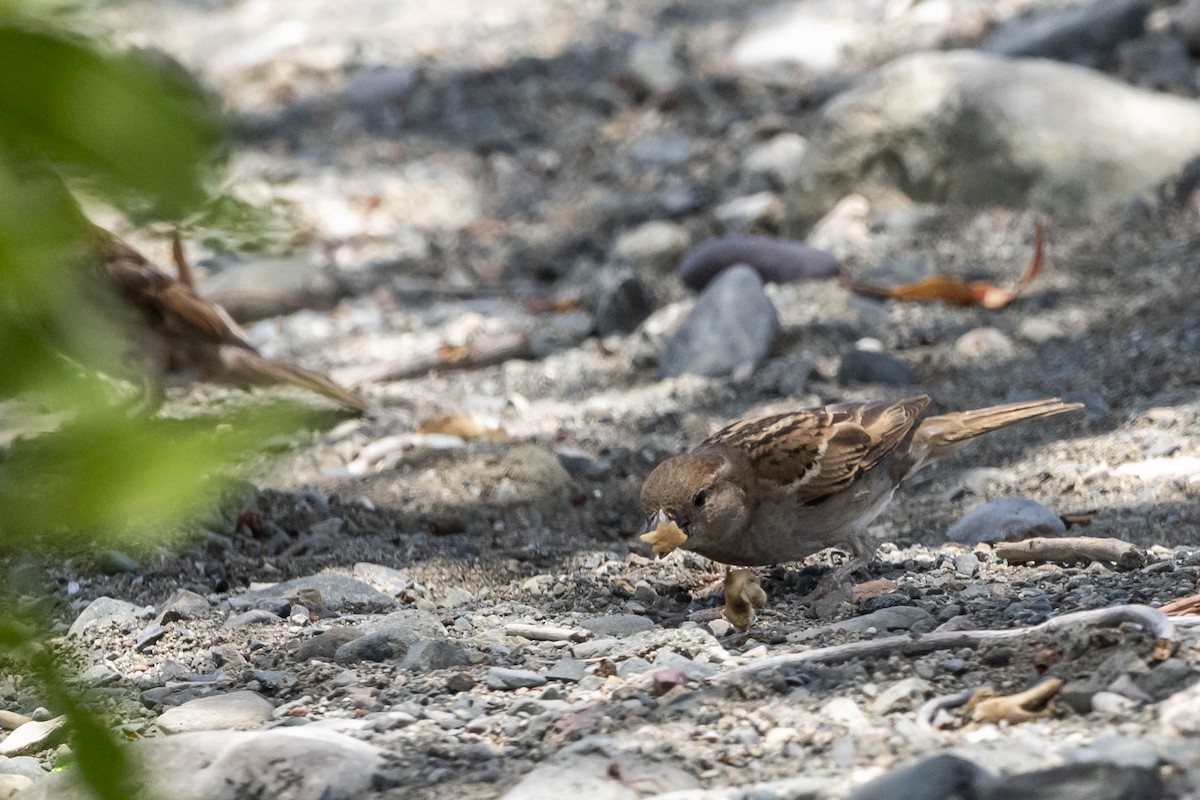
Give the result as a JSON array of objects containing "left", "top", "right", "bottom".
[{"left": 5, "top": 0, "right": 1200, "bottom": 798}]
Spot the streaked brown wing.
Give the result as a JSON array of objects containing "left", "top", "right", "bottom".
[
  {"left": 97, "top": 229, "right": 252, "bottom": 349},
  {"left": 703, "top": 396, "right": 931, "bottom": 503}
]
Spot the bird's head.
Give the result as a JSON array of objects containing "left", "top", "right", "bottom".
[{"left": 638, "top": 447, "right": 752, "bottom": 558}]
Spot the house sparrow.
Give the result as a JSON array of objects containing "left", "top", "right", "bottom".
[
  {"left": 91, "top": 226, "right": 370, "bottom": 413},
  {"left": 640, "top": 396, "right": 1081, "bottom": 567}
]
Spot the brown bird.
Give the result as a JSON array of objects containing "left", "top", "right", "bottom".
[
  {"left": 89, "top": 226, "right": 369, "bottom": 413},
  {"left": 640, "top": 396, "right": 1081, "bottom": 571}
]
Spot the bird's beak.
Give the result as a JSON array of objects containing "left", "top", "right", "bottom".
[{"left": 639, "top": 509, "right": 688, "bottom": 556}]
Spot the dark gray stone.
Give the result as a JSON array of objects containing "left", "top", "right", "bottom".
[
  {"left": 334, "top": 630, "right": 418, "bottom": 665},
  {"left": 223, "top": 609, "right": 279, "bottom": 629},
  {"left": 159, "top": 589, "right": 211, "bottom": 623},
  {"left": 849, "top": 754, "right": 988, "bottom": 800},
  {"left": 294, "top": 627, "right": 362, "bottom": 662},
  {"left": 837, "top": 349, "right": 915, "bottom": 387},
  {"left": 1135, "top": 658, "right": 1197, "bottom": 701},
  {"left": 947, "top": 497, "right": 1067, "bottom": 545},
  {"left": 487, "top": 667, "right": 547, "bottom": 690},
  {"left": 661, "top": 265, "right": 779, "bottom": 379},
  {"left": 976, "top": 762, "right": 1165, "bottom": 800},
  {"left": 233, "top": 574, "right": 395, "bottom": 615},
  {"left": 982, "top": 0, "right": 1150, "bottom": 65},
  {"left": 398, "top": 638, "right": 471, "bottom": 672},
  {"left": 594, "top": 272, "right": 653, "bottom": 336}
]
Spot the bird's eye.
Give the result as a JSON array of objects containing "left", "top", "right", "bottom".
[{"left": 693, "top": 490, "right": 707, "bottom": 508}]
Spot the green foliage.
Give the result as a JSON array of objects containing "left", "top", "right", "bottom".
[{"left": 0, "top": 9, "right": 313, "bottom": 800}]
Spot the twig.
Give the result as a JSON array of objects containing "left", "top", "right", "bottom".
[
  {"left": 332, "top": 332, "right": 532, "bottom": 385},
  {"left": 916, "top": 687, "right": 978, "bottom": 731},
  {"left": 993, "top": 536, "right": 1143, "bottom": 568},
  {"left": 504, "top": 624, "right": 589, "bottom": 643},
  {"left": 715, "top": 604, "right": 1174, "bottom": 681},
  {"left": 171, "top": 228, "right": 194, "bottom": 289}
]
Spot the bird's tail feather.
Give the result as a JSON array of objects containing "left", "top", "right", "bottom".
[
  {"left": 219, "top": 347, "right": 370, "bottom": 412},
  {"left": 902, "top": 397, "right": 1082, "bottom": 476}
]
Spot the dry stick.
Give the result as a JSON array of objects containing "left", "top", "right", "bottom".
[
  {"left": 715, "top": 605, "right": 1175, "bottom": 682},
  {"left": 171, "top": 228, "right": 195, "bottom": 289},
  {"left": 916, "top": 687, "right": 978, "bottom": 731},
  {"left": 504, "top": 623, "right": 590, "bottom": 643},
  {"left": 332, "top": 331, "right": 533, "bottom": 386},
  {"left": 993, "top": 536, "right": 1143, "bottom": 567}
]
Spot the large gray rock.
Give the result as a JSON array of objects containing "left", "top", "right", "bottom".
[
  {"left": 14, "top": 728, "right": 384, "bottom": 800},
  {"left": 232, "top": 573, "right": 395, "bottom": 614},
  {"left": 947, "top": 497, "right": 1067, "bottom": 545},
  {"left": 982, "top": 0, "right": 1150, "bottom": 65},
  {"left": 788, "top": 51, "right": 1200, "bottom": 225},
  {"left": 501, "top": 736, "right": 698, "bottom": 800},
  {"left": 155, "top": 691, "right": 274, "bottom": 734},
  {"left": 661, "top": 265, "right": 779, "bottom": 379}
]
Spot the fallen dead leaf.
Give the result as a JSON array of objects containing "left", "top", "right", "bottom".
[
  {"left": 843, "top": 222, "right": 1044, "bottom": 308},
  {"left": 966, "top": 678, "right": 1062, "bottom": 724},
  {"left": 417, "top": 413, "right": 508, "bottom": 442},
  {"left": 852, "top": 578, "right": 899, "bottom": 603}
]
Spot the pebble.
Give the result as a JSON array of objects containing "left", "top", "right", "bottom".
[
  {"left": 982, "top": 0, "right": 1150, "bottom": 63},
  {"left": 714, "top": 192, "right": 784, "bottom": 232},
  {"left": 612, "top": 220, "right": 691, "bottom": 273},
  {"left": 156, "top": 691, "right": 274, "bottom": 733},
  {"left": 500, "top": 736, "right": 699, "bottom": 799},
  {"left": 953, "top": 327, "right": 1016, "bottom": 362},
  {"left": 294, "top": 627, "right": 361, "bottom": 661},
  {"left": 350, "top": 563, "right": 412, "bottom": 595},
  {"left": 158, "top": 589, "right": 211, "bottom": 622},
  {"left": 580, "top": 614, "right": 654, "bottom": 638},
  {"left": 223, "top": 609, "right": 280, "bottom": 628},
  {"left": 677, "top": 236, "right": 839, "bottom": 291},
  {"left": 848, "top": 753, "right": 987, "bottom": 800},
  {"left": 1064, "top": 736, "right": 1160, "bottom": 770},
  {"left": 1018, "top": 317, "right": 1067, "bottom": 344},
  {"left": 1114, "top": 456, "right": 1200, "bottom": 481},
  {"left": 15, "top": 728, "right": 385, "bottom": 800},
  {"left": 500, "top": 445, "right": 575, "bottom": 499},
  {"left": 0, "top": 718, "right": 65, "bottom": 757},
  {"left": 1091, "top": 691, "right": 1140, "bottom": 715},
  {"left": 233, "top": 574, "right": 396, "bottom": 614},
  {"left": 487, "top": 668, "right": 547, "bottom": 691},
  {"left": 627, "top": 38, "right": 686, "bottom": 95},
  {"left": 1159, "top": 681, "right": 1200, "bottom": 736},
  {"left": 871, "top": 678, "right": 931, "bottom": 715},
  {"left": 946, "top": 497, "right": 1067, "bottom": 545},
  {"left": 67, "top": 597, "right": 142, "bottom": 638},
  {"left": 594, "top": 271, "right": 654, "bottom": 336},
  {"left": 661, "top": 265, "right": 780, "bottom": 379},
  {"left": 546, "top": 659, "right": 588, "bottom": 682},
  {"left": 743, "top": 133, "right": 808, "bottom": 187},
  {"left": 837, "top": 349, "right": 915, "bottom": 387},
  {"left": 833, "top": 606, "right": 936, "bottom": 634}
]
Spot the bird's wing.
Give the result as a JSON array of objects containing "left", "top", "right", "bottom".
[
  {"left": 702, "top": 396, "right": 930, "bottom": 503},
  {"left": 96, "top": 229, "right": 254, "bottom": 350}
]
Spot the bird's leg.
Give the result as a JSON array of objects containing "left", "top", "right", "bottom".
[{"left": 797, "top": 531, "right": 875, "bottom": 605}]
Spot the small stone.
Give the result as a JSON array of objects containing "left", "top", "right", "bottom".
[
  {"left": 499, "top": 445, "right": 575, "bottom": 499},
  {"left": 714, "top": 192, "right": 784, "bottom": 232},
  {"left": 627, "top": 38, "right": 685, "bottom": 94},
  {"left": 546, "top": 660, "right": 588, "bottom": 682},
  {"left": 1092, "top": 691, "right": 1140, "bottom": 715},
  {"left": 617, "top": 657, "right": 654, "bottom": 678},
  {"left": 954, "top": 327, "right": 1015, "bottom": 362},
  {"left": 954, "top": 553, "right": 981, "bottom": 577},
  {"left": 351, "top": 563, "right": 412, "bottom": 595},
  {"left": 335, "top": 631, "right": 417, "bottom": 665},
  {"left": 630, "top": 136, "right": 693, "bottom": 169},
  {"left": 661, "top": 265, "right": 779, "bottom": 379},
  {"left": 743, "top": 133, "right": 808, "bottom": 187},
  {"left": 982, "top": 0, "right": 1150, "bottom": 63},
  {"left": 835, "top": 606, "right": 936, "bottom": 634},
  {"left": 134, "top": 623, "right": 167, "bottom": 652},
  {"left": 947, "top": 497, "right": 1067, "bottom": 545},
  {"left": 294, "top": 627, "right": 362, "bottom": 662},
  {"left": 487, "top": 668, "right": 547, "bottom": 691},
  {"left": 1135, "top": 659, "right": 1196, "bottom": 701},
  {"left": 68, "top": 597, "right": 141, "bottom": 638},
  {"left": 156, "top": 691, "right": 274, "bottom": 733},
  {"left": 398, "top": 638, "right": 471, "bottom": 672},
  {"left": 707, "top": 618, "right": 733, "bottom": 637},
  {"left": 580, "top": 615, "right": 654, "bottom": 638},
  {"left": 1160, "top": 681, "right": 1200, "bottom": 735},
  {"left": 848, "top": 754, "right": 987, "bottom": 800},
  {"left": 0, "top": 718, "right": 65, "bottom": 757},
  {"left": 594, "top": 272, "right": 653, "bottom": 336},
  {"left": 446, "top": 673, "right": 477, "bottom": 693},
  {"left": 613, "top": 220, "right": 691, "bottom": 273},
  {"left": 837, "top": 349, "right": 915, "bottom": 386},
  {"left": 871, "top": 678, "right": 932, "bottom": 715},
  {"left": 1018, "top": 317, "right": 1067, "bottom": 344},
  {"left": 158, "top": 589, "right": 211, "bottom": 623},
  {"left": 223, "top": 609, "right": 280, "bottom": 628}
]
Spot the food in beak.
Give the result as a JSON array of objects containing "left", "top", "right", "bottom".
[{"left": 639, "top": 511, "right": 688, "bottom": 556}]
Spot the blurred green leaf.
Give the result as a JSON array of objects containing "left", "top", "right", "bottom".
[{"left": 0, "top": 23, "right": 219, "bottom": 217}]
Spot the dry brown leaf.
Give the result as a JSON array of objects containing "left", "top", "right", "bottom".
[
  {"left": 966, "top": 678, "right": 1062, "bottom": 724},
  {"left": 852, "top": 578, "right": 899, "bottom": 603},
  {"left": 844, "top": 222, "right": 1044, "bottom": 308},
  {"left": 417, "top": 413, "right": 508, "bottom": 442}
]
